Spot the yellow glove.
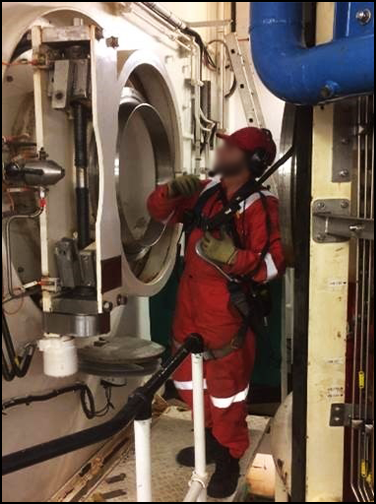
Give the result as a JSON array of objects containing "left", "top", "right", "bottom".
[
  {"left": 168, "top": 174, "right": 201, "bottom": 198},
  {"left": 201, "top": 230, "right": 238, "bottom": 265}
]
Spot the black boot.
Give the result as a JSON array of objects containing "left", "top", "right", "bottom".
[
  {"left": 207, "top": 444, "right": 240, "bottom": 498},
  {"left": 176, "top": 428, "right": 218, "bottom": 467}
]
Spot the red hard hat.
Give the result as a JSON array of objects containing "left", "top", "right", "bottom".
[{"left": 217, "top": 127, "right": 277, "bottom": 166}]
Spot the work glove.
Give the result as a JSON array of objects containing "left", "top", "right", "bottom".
[
  {"left": 168, "top": 174, "right": 201, "bottom": 198},
  {"left": 201, "top": 229, "right": 238, "bottom": 265}
]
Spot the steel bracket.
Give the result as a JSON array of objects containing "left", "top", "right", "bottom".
[
  {"left": 332, "top": 99, "right": 357, "bottom": 182},
  {"left": 330, "top": 403, "right": 374, "bottom": 429},
  {"left": 313, "top": 199, "right": 350, "bottom": 243},
  {"left": 313, "top": 199, "right": 374, "bottom": 243},
  {"left": 330, "top": 403, "right": 354, "bottom": 427}
]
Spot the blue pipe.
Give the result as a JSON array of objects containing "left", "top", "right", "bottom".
[{"left": 249, "top": 2, "right": 374, "bottom": 105}]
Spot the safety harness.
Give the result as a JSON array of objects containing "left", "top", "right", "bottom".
[{"left": 180, "top": 178, "right": 273, "bottom": 360}]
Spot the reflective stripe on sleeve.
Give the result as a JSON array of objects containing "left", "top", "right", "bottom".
[{"left": 264, "top": 252, "right": 278, "bottom": 281}]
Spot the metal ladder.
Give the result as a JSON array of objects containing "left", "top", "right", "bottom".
[{"left": 225, "top": 32, "right": 265, "bottom": 129}]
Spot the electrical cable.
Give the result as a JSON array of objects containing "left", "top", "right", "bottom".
[
  {"left": 2, "top": 286, "right": 42, "bottom": 306},
  {"left": 4, "top": 205, "right": 44, "bottom": 299},
  {"left": 2, "top": 351, "right": 15, "bottom": 382},
  {"left": 205, "top": 39, "right": 237, "bottom": 98},
  {"left": 2, "top": 381, "right": 120, "bottom": 420}
]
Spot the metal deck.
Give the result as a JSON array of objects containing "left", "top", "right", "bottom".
[{"left": 82, "top": 407, "right": 270, "bottom": 503}]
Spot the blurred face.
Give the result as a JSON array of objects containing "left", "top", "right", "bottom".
[{"left": 213, "top": 141, "right": 248, "bottom": 178}]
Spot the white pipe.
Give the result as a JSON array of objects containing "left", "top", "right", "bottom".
[
  {"left": 191, "top": 353, "right": 207, "bottom": 502},
  {"left": 134, "top": 418, "right": 152, "bottom": 502},
  {"left": 184, "top": 480, "right": 205, "bottom": 502}
]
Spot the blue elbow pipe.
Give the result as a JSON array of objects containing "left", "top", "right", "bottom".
[{"left": 250, "top": 2, "right": 374, "bottom": 105}]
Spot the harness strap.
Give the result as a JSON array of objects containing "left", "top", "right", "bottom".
[
  {"left": 181, "top": 178, "right": 274, "bottom": 350},
  {"left": 204, "top": 179, "right": 259, "bottom": 233},
  {"left": 172, "top": 337, "right": 242, "bottom": 361},
  {"left": 183, "top": 179, "right": 261, "bottom": 242}
]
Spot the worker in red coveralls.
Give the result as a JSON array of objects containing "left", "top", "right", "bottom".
[{"left": 147, "top": 127, "right": 285, "bottom": 498}]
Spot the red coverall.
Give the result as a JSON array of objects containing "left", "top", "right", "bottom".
[{"left": 147, "top": 178, "right": 285, "bottom": 458}]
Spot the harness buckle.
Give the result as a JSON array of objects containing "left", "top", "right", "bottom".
[{"left": 230, "top": 336, "right": 242, "bottom": 350}]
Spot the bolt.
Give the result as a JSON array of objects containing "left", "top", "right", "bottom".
[
  {"left": 339, "top": 169, "right": 350, "bottom": 178},
  {"left": 106, "top": 36, "right": 119, "bottom": 49},
  {"left": 54, "top": 91, "right": 64, "bottom": 101},
  {"left": 316, "top": 233, "right": 326, "bottom": 242},
  {"left": 103, "top": 301, "right": 113, "bottom": 312},
  {"left": 36, "top": 54, "right": 47, "bottom": 66},
  {"left": 320, "top": 80, "right": 340, "bottom": 100},
  {"left": 356, "top": 9, "right": 372, "bottom": 25},
  {"left": 320, "top": 84, "right": 334, "bottom": 100},
  {"left": 316, "top": 201, "right": 326, "bottom": 211},
  {"left": 39, "top": 147, "right": 48, "bottom": 161},
  {"left": 117, "top": 294, "right": 128, "bottom": 306},
  {"left": 6, "top": 75, "right": 14, "bottom": 83},
  {"left": 95, "top": 27, "right": 104, "bottom": 40},
  {"left": 341, "top": 200, "right": 349, "bottom": 209}
]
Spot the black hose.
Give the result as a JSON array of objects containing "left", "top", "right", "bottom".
[
  {"left": 73, "top": 102, "right": 90, "bottom": 250},
  {"left": 140, "top": 3, "right": 208, "bottom": 77},
  {"left": 258, "top": 146, "right": 295, "bottom": 186},
  {"left": 10, "top": 31, "right": 32, "bottom": 63},
  {"left": 2, "top": 334, "right": 203, "bottom": 476},
  {"left": 2, "top": 351, "right": 15, "bottom": 382},
  {"left": 2, "top": 309, "right": 35, "bottom": 380}
]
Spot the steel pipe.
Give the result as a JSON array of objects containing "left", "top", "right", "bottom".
[{"left": 250, "top": 2, "right": 374, "bottom": 105}]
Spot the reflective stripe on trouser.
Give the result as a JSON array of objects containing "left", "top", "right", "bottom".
[{"left": 172, "top": 332, "right": 255, "bottom": 459}]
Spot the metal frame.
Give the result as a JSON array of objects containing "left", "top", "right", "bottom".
[
  {"left": 349, "top": 95, "right": 374, "bottom": 503},
  {"left": 115, "top": 48, "right": 183, "bottom": 297}
]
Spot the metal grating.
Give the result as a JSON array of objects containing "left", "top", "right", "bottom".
[{"left": 350, "top": 95, "right": 374, "bottom": 502}]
